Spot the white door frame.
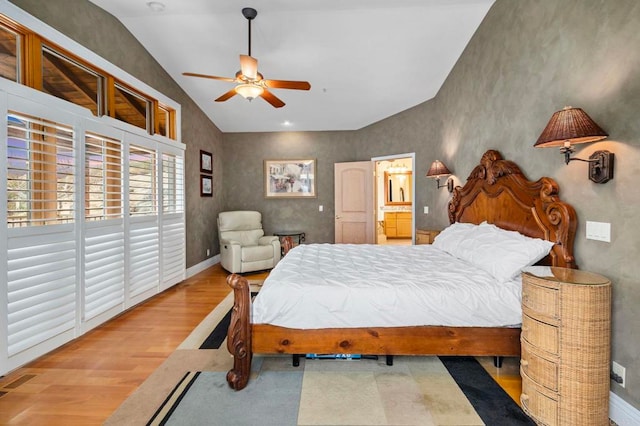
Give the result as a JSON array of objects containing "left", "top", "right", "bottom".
[{"left": 371, "top": 152, "right": 416, "bottom": 244}]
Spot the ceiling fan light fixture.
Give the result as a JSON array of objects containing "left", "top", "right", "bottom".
[{"left": 235, "top": 83, "right": 264, "bottom": 101}]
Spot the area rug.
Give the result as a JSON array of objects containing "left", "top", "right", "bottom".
[
  {"left": 147, "top": 356, "right": 534, "bottom": 426},
  {"left": 106, "top": 282, "right": 533, "bottom": 426}
]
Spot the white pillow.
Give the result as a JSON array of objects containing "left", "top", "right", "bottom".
[
  {"left": 453, "top": 222, "right": 554, "bottom": 282},
  {"left": 432, "top": 222, "right": 477, "bottom": 254}
]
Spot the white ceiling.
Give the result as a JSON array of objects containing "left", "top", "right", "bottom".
[{"left": 88, "top": 0, "right": 494, "bottom": 133}]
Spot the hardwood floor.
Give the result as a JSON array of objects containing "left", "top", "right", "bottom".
[
  {"left": 0, "top": 264, "right": 266, "bottom": 425},
  {"left": 0, "top": 264, "right": 522, "bottom": 425}
]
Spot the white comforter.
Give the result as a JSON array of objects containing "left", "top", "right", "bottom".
[{"left": 252, "top": 243, "right": 522, "bottom": 329}]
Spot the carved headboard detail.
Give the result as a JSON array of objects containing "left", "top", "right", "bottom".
[{"left": 448, "top": 150, "right": 577, "bottom": 268}]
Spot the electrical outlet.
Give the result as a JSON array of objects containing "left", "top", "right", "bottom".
[
  {"left": 612, "top": 361, "right": 626, "bottom": 388},
  {"left": 424, "top": 206, "right": 429, "bottom": 214},
  {"left": 206, "top": 248, "right": 210, "bottom": 257}
]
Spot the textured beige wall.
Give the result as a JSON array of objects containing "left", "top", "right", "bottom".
[
  {"left": 222, "top": 131, "right": 358, "bottom": 243},
  {"left": 10, "top": 0, "right": 225, "bottom": 268}
]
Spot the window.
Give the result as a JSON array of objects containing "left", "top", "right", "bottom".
[
  {"left": 85, "top": 132, "right": 122, "bottom": 220},
  {"left": 1, "top": 7, "right": 183, "bottom": 375},
  {"left": 7, "top": 111, "right": 75, "bottom": 227},
  {"left": 162, "top": 152, "right": 184, "bottom": 213},
  {"left": 0, "top": 14, "right": 177, "bottom": 140},
  {"left": 42, "top": 46, "right": 104, "bottom": 116},
  {"left": 114, "top": 84, "right": 150, "bottom": 132},
  {"left": 156, "top": 104, "right": 170, "bottom": 137},
  {"left": 129, "top": 144, "right": 156, "bottom": 216},
  {"left": 0, "top": 23, "right": 20, "bottom": 82}
]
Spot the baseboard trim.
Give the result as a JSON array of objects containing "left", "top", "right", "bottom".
[
  {"left": 186, "top": 255, "right": 220, "bottom": 278},
  {"left": 610, "top": 391, "right": 640, "bottom": 426}
]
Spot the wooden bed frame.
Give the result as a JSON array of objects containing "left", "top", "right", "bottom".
[{"left": 225, "top": 150, "right": 577, "bottom": 390}]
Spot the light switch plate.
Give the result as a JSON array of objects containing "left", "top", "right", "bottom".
[
  {"left": 423, "top": 206, "right": 429, "bottom": 214},
  {"left": 586, "top": 221, "right": 611, "bottom": 242}
]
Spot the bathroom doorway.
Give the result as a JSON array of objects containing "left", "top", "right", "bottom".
[{"left": 372, "top": 153, "right": 415, "bottom": 245}]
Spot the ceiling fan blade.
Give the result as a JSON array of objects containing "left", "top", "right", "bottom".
[
  {"left": 215, "top": 88, "right": 238, "bottom": 102},
  {"left": 183, "top": 72, "right": 236, "bottom": 82},
  {"left": 239, "top": 54, "right": 258, "bottom": 80},
  {"left": 260, "top": 89, "right": 285, "bottom": 108},
  {"left": 264, "top": 79, "right": 311, "bottom": 90}
]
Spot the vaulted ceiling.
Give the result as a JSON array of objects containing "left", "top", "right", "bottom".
[{"left": 88, "top": 0, "right": 494, "bottom": 133}]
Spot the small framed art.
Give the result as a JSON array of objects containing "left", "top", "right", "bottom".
[
  {"left": 201, "top": 175, "right": 212, "bottom": 197},
  {"left": 200, "top": 150, "right": 213, "bottom": 173}
]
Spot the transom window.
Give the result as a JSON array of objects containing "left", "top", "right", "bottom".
[
  {"left": 0, "top": 24, "right": 19, "bottom": 82},
  {"left": 42, "top": 45, "right": 104, "bottom": 116},
  {"left": 114, "top": 84, "right": 150, "bottom": 132},
  {"left": 0, "top": 16, "right": 177, "bottom": 140}
]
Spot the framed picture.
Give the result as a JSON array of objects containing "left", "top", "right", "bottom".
[
  {"left": 200, "top": 175, "right": 212, "bottom": 197},
  {"left": 264, "top": 159, "right": 316, "bottom": 198},
  {"left": 200, "top": 150, "right": 213, "bottom": 174}
]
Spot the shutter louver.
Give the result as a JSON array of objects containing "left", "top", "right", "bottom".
[
  {"left": 84, "top": 223, "right": 125, "bottom": 321},
  {"left": 7, "top": 112, "right": 75, "bottom": 227},
  {"left": 162, "top": 217, "right": 185, "bottom": 287},
  {"left": 129, "top": 219, "right": 159, "bottom": 298},
  {"left": 7, "top": 232, "right": 76, "bottom": 357}
]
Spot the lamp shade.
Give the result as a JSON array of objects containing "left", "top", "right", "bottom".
[
  {"left": 534, "top": 106, "right": 608, "bottom": 148},
  {"left": 426, "top": 160, "right": 452, "bottom": 178}
]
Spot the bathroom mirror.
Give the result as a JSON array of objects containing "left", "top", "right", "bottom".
[{"left": 384, "top": 171, "right": 412, "bottom": 205}]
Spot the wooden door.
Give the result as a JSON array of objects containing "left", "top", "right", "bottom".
[{"left": 334, "top": 161, "right": 374, "bottom": 243}]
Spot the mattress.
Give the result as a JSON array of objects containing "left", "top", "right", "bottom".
[{"left": 252, "top": 243, "right": 522, "bottom": 329}]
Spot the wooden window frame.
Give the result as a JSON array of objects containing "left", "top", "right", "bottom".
[{"left": 0, "top": 13, "right": 177, "bottom": 141}]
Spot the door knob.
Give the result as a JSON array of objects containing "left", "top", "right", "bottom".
[{"left": 335, "top": 215, "right": 342, "bottom": 219}]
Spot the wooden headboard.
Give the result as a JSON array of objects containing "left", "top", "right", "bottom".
[{"left": 448, "top": 150, "right": 577, "bottom": 268}]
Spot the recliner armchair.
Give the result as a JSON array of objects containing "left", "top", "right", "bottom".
[{"left": 217, "top": 211, "right": 281, "bottom": 273}]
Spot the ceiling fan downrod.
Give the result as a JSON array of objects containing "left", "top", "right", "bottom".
[{"left": 242, "top": 7, "right": 257, "bottom": 57}]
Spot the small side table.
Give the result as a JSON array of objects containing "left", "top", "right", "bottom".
[
  {"left": 273, "top": 231, "right": 306, "bottom": 255},
  {"left": 520, "top": 267, "right": 611, "bottom": 426},
  {"left": 416, "top": 229, "right": 440, "bottom": 245}
]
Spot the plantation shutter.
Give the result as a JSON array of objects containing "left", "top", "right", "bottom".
[
  {"left": 82, "top": 131, "right": 125, "bottom": 327},
  {"left": 1, "top": 84, "right": 184, "bottom": 375},
  {"left": 128, "top": 142, "right": 159, "bottom": 301},
  {"left": 5, "top": 109, "right": 77, "bottom": 367},
  {"left": 161, "top": 150, "right": 185, "bottom": 289}
]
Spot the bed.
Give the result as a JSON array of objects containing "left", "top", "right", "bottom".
[{"left": 225, "top": 150, "right": 577, "bottom": 390}]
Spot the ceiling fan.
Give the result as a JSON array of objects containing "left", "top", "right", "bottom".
[{"left": 182, "top": 7, "right": 311, "bottom": 108}]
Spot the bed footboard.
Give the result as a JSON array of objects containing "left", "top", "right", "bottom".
[{"left": 226, "top": 274, "right": 252, "bottom": 390}]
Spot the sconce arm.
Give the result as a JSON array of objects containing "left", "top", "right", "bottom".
[
  {"left": 434, "top": 176, "right": 454, "bottom": 192},
  {"left": 566, "top": 156, "right": 600, "bottom": 164}
]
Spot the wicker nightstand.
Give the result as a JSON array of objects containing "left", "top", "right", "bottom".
[
  {"left": 520, "top": 267, "right": 611, "bottom": 426},
  {"left": 416, "top": 229, "right": 440, "bottom": 245}
]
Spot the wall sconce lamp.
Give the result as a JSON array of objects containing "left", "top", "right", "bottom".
[
  {"left": 426, "top": 160, "right": 454, "bottom": 192},
  {"left": 534, "top": 106, "right": 613, "bottom": 183}
]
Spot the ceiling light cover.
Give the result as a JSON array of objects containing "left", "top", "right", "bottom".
[{"left": 235, "top": 84, "right": 264, "bottom": 100}]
